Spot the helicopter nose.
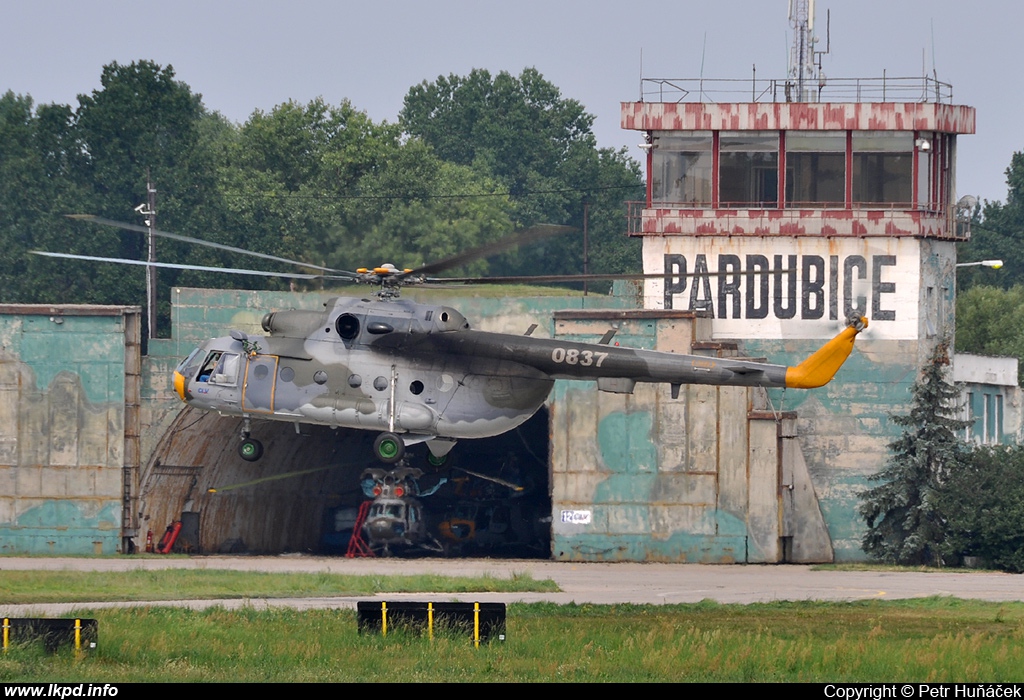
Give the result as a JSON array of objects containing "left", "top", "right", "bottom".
[{"left": 173, "top": 370, "right": 187, "bottom": 402}]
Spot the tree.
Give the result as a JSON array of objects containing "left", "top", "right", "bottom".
[
  {"left": 0, "top": 91, "right": 95, "bottom": 304},
  {"left": 958, "top": 150, "right": 1024, "bottom": 291},
  {"left": 955, "top": 285, "right": 1024, "bottom": 385},
  {"left": 401, "top": 68, "right": 595, "bottom": 192},
  {"left": 0, "top": 92, "right": 56, "bottom": 300},
  {"left": 1, "top": 64, "right": 642, "bottom": 307},
  {"left": 337, "top": 140, "right": 512, "bottom": 271},
  {"left": 859, "top": 340, "right": 971, "bottom": 566},
  {"left": 64, "top": 61, "right": 233, "bottom": 336},
  {"left": 235, "top": 98, "right": 401, "bottom": 195},
  {"left": 938, "top": 446, "right": 1024, "bottom": 573},
  {"left": 225, "top": 97, "right": 516, "bottom": 275},
  {"left": 400, "top": 68, "right": 644, "bottom": 280}
]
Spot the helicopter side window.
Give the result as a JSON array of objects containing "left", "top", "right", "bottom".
[
  {"left": 196, "top": 351, "right": 222, "bottom": 383},
  {"left": 209, "top": 353, "right": 241, "bottom": 386}
]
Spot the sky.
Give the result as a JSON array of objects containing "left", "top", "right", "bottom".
[{"left": 3, "top": 0, "right": 1022, "bottom": 204}]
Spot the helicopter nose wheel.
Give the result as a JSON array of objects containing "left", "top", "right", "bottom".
[
  {"left": 373, "top": 432, "right": 405, "bottom": 464},
  {"left": 239, "top": 437, "right": 264, "bottom": 462}
]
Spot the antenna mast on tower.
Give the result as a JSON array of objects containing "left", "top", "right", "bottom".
[{"left": 788, "top": 0, "right": 828, "bottom": 102}]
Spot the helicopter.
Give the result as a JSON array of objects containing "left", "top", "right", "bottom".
[
  {"left": 357, "top": 466, "right": 442, "bottom": 555},
  {"left": 40, "top": 215, "right": 869, "bottom": 465},
  {"left": 357, "top": 461, "right": 541, "bottom": 557}
]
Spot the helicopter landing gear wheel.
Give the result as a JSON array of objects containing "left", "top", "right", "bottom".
[
  {"left": 239, "top": 437, "right": 264, "bottom": 462},
  {"left": 427, "top": 452, "right": 448, "bottom": 467},
  {"left": 373, "top": 432, "right": 405, "bottom": 464}
]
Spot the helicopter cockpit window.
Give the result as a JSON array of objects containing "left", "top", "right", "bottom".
[
  {"left": 371, "top": 503, "right": 404, "bottom": 519},
  {"left": 175, "top": 347, "right": 202, "bottom": 375},
  {"left": 209, "top": 353, "right": 240, "bottom": 386},
  {"left": 175, "top": 347, "right": 202, "bottom": 380}
]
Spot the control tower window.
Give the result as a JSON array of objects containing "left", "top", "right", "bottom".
[
  {"left": 852, "top": 131, "right": 913, "bottom": 207},
  {"left": 785, "top": 131, "right": 845, "bottom": 208},
  {"left": 652, "top": 132, "right": 712, "bottom": 207},
  {"left": 720, "top": 132, "right": 779, "bottom": 208}
]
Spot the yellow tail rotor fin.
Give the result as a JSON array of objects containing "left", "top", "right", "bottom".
[{"left": 785, "top": 317, "right": 868, "bottom": 389}]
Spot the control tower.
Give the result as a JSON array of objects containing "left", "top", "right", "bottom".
[{"left": 619, "top": 7, "right": 977, "bottom": 559}]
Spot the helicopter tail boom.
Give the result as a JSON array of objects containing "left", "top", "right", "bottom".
[{"left": 784, "top": 316, "right": 868, "bottom": 389}]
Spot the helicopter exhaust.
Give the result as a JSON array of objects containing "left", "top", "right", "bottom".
[{"left": 262, "top": 310, "right": 324, "bottom": 336}]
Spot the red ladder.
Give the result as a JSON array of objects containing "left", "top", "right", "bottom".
[{"left": 345, "top": 501, "right": 374, "bottom": 558}]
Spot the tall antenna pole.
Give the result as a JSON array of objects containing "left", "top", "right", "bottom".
[
  {"left": 582, "top": 200, "right": 590, "bottom": 297},
  {"left": 788, "top": 0, "right": 818, "bottom": 102},
  {"left": 139, "top": 170, "right": 158, "bottom": 339}
]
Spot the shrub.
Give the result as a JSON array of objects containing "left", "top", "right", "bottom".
[{"left": 938, "top": 446, "right": 1024, "bottom": 573}]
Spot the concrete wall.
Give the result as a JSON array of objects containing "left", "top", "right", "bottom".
[
  {"left": 138, "top": 287, "right": 872, "bottom": 562},
  {"left": 548, "top": 310, "right": 832, "bottom": 563},
  {"left": 0, "top": 283, "right": 952, "bottom": 561},
  {"left": 0, "top": 289, "right": 920, "bottom": 561},
  {"left": 0, "top": 305, "right": 140, "bottom": 555}
]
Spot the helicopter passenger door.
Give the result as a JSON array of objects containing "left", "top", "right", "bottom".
[{"left": 242, "top": 355, "right": 278, "bottom": 413}]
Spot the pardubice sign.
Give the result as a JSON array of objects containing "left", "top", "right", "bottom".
[{"left": 643, "top": 237, "right": 928, "bottom": 340}]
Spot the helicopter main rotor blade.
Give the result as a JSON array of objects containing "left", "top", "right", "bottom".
[
  {"left": 66, "top": 214, "right": 357, "bottom": 279},
  {"left": 31, "top": 251, "right": 351, "bottom": 281},
  {"left": 453, "top": 467, "right": 524, "bottom": 492},
  {"left": 432, "top": 268, "right": 798, "bottom": 285},
  {"left": 403, "top": 223, "right": 576, "bottom": 278}
]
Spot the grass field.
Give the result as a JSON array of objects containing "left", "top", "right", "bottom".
[
  {"left": 0, "top": 569, "right": 557, "bottom": 605},
  {"left": 2, "top": 568, "right": 1022, "bottom": 682},
  {"left": 2, "top": 598, "right": 1023, "bottom": 682}
]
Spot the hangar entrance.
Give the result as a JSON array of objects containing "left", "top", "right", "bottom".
[{"left": 141, "top": 406, "right": 551, "bottom": 558}]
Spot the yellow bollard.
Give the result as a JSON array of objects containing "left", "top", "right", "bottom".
[
  {"left": 473, "top": 602, "right": 480, "bottom": 648},
  {"left": 2, "top": 618, "right": 8, "bottom": 652},
  {"left": 428, "top": 602, "right": 434, "bottom": 641},
  {"left": 381, "top": 602, "right": 387, "bottom": 637}
]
